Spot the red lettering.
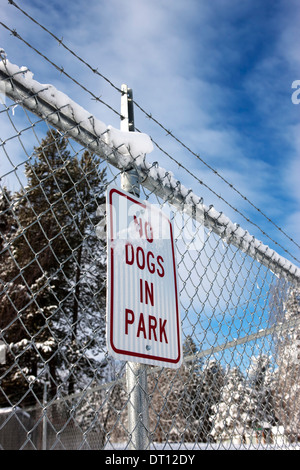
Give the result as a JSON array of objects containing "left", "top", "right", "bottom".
[
  {"left": 137, "top": 312, "right": 146, "bottom": 339},
  {"left": 125, "top": 245, "right": 165, "bottom": 278},
  {"left": 148, "top": 315, "right": 157, "bottom": 341},
  {"left": 145, "top": 222, "right": 153, "bottom": 243},
  {"left": 133, "top": 216, "right": 153, "bottom": 242},
  {"left": 133, "top": 215, "right": 143, "bottom": 238},
  {"left": 136, "top": 246, "right": 145, "bottom": 269},
  {"left": 124, "top": 309, "right": 168, "bottom": 344},
  {"left": 159, "top": 318, "right": 168, "bottom": 343},
  {"left": 139, "top": 278, "right": 143, "bottom": 303},
  {"left": 125, "top": 243, "right": 134, "bottom": 265},
  {"left": 147, "top": 251, "right": 155, "bottom": 274},
  {"left": 139, "top": 279, "right": 154, "bottom": 306},
  {"left": 157, "top": 255, "right": 165, "bottom": 277},
  {"left": 125, "top": 309, "right": 134, "bottom": 334},
  {"left": 145, "top": 281, "right": 154, "bottom": 306}
]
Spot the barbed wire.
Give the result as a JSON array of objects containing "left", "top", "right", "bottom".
[
  {"left": 0, "top": 22, "right": 122, "bottom": 120},
  {"left": 6, "top": 0, "right": 300, "bottom": 256},
  {"left": 2, "top": 58, "right": 299, "bottom": 280},
  {"left": 1, "top": 45, "right": 300, "bottom": 450},
  {"left": 147, "top": 137, "right": 300, "bottom": 265},
  {"left": 133, "top": 100, "right": 300, "bottom": 253},
  {"left": 0, "top": 31, "right": 299, "bottom": 267},
  {"left": 1, "top": 24, "right": 299, "bottom": 268},
  {"left": 7, "top": 0, "right": 123, "bottom": 96}
]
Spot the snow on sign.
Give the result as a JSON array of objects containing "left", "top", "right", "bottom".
[{"left": 106, "top": 186, "right": 182, "bottom": 368}]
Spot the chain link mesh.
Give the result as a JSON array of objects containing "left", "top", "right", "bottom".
[{"left": 0, "top": 56, "right": 300, "bottom": 450}]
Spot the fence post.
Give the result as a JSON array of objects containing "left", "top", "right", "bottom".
[
  {"left": 120, "top": 84, "right": 150, "bottom": 450},
  {"left": 126, "top": 362, "right": 150, "bottom": 450}
]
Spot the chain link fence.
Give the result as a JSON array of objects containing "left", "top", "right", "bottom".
[{"left": 1, "top": 51, "right": 300, "bottom": 451}]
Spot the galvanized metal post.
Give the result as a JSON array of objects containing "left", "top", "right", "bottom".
[
  {"left": 120, "top": 84, "right": 140, "bottom": 197},
  {"left": 126, "top": 362, "right": 150, "bottom": 450},
  {"left": 120, "top": 84, "right": 150, "bottom": 450}
]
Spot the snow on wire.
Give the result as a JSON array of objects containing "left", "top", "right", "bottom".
[
  {"left": 1, "top": 48, "right": 300, "bottom": 451},
  {"left": 0, "top": 51, "right": 299, "bottom": 282}
]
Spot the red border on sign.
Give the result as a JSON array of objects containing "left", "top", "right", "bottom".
[{"left": 108, "top": 187, "right": 181, "bottom": 365}]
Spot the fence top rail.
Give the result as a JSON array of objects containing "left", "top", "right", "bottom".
[{"left": 1, "top": 52, "right": 299, "bottom": 282}]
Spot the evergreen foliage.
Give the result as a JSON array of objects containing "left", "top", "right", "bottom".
[
  {"left": 0, "top": 130, "right": 107, "bottom": 405},
  {"left": 273, "top": 285, "right": 300, "bottom": 441},
  {"left": 0, "top": 130, "right": 299, "bottom": 444}
]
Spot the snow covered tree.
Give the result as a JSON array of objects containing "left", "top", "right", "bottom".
[
  {"left": 0, "top": 130, "right": 107, "bottom": 406},
  {"left": 273, "top": 285, "right": 300, "bottom": 441},
  {"left": 209, "top": 367, "right": 255, "bottom": 443},
  {"left": 247, "top": 354, "right": 277, "bottom": 442},
  {"left": 193, "top": 359, "right": 224, "bottom": 442},
  {"left": 56, "top": 148, "right": 108, "bottom": 395},
  {"left": 75, "top": 379, "right": 126, "bottom": 448},
  {"left": 0, "top": 187, "right": 16, "bottom": 252},
  {"left": 148, "top": 363, "right": 201, "bottom": 443},
  {"left": 0, "top": 186, "right": 19, "bottom": 325},
  {"left": 0, "top": 186, "right": 44, "bottom": 406},
  {"left": 147, "top": 336, "right": 225, "bottom": 443}
]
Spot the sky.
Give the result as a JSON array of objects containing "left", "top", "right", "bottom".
[{"left": 0, "top": 0, "right": 300, "bottom": 269}]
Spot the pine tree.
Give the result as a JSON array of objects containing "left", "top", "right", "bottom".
[
  {"left": 60, "top": 148, "right": 107, "bottom": 394},
  {"left": 147, "top": 336, "right": 225, "bottom": 444},
  {"left": 193, "top": 359, "right": 224, "bottom": 442},
  {"left": 0, "top": 130, "right": 107, "bottom": 406},
  {"left": 148, "top": 363, "right": 201, "bottom": 443},
  {"left": 180, "top": 337, "right": 225, "bottom": 442},
  {"left": 0, "top": 186, "right": 41, "bottom": 406},
  {"left": 209, "top": 367, "right": 255, "bottom": 444},
  {"left": 247, "top": 354, "right": 277, "bottom": 442},
  {"left": 0, "top": 186, "right": 16, "bottom": 252},
  {"left": 273, "top": 286, "right": 300, "bottom": 441}
]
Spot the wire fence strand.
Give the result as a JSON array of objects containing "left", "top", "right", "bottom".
[
  {"left": 1, "top": 52, "right": 300, "bottom": 451},
  {"left": 3, "top": 1, "right": 300, "bottom": 256}
]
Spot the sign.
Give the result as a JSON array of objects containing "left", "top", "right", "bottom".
[{"left": 106, "top": 186, "right": 182, "bottom": 368}]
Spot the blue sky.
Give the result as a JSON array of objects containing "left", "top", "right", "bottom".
[{"left": 1, "top": 0, "right": 300, "bottom": 267}]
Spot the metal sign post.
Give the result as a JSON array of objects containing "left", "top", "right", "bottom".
[{"left": 120, "top": 84, "right": 150, "bottom": 450}]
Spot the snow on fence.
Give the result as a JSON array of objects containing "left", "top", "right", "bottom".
[{"left": 0, "top": 51, "right": 300, "bottom": 450}]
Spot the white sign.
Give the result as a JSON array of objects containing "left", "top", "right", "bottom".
[{"left": 106, "top": 186, "right": 182, "bottom": 368}]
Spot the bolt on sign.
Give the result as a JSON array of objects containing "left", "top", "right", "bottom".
[{"left": 106, "top": 186, "right": 182, "bottom": 368}]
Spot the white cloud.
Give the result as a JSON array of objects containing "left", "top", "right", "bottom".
[{"left": 283, "top": 124, "right": 300, "bottom": 202}]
